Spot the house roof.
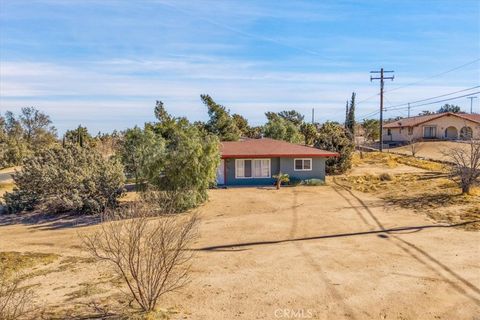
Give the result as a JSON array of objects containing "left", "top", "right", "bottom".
[
  {"left": 220, "top": 138, "right": 339, "bottom": 159},
  {"left": 383, "top": 112, "right": 480, "bottom": 128}
]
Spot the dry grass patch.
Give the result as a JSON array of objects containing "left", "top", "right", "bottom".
[
  {"left": 352, "top": 152, "right": 399, "bottom": 168},
  {"left": 337, "top": 172, "right": 480, "bottom": 230},
  {"left": 0, "top": 251, "right": 59, "bottom": 276},
  {"left": 353, "top": 151, "right": 444, "bottom": 171}
]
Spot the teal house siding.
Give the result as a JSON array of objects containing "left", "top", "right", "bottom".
[
  {"left": 218, "top": 138, "right": 338, "bottom": 186},
  {"left": 224, "top": 157, "right": 279, "bottom": 186},
  {"left": 279, "top": 157, "right": 326, "bottom": 181},
  {"left": 222, "top": 157, "right": 326, "bottom": 186}
]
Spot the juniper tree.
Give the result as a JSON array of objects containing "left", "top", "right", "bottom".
[
  {"left": 201, "top": 94, "right": 241, "bottom": 141},
  {"left": 4, "top": 145, "right": 125, "bottom": 214},
  {"left": 315, "top": 121, "right": 354, "bottom": 174}
]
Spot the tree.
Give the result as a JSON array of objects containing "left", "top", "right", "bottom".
[
  {"left": 82, "top": 202, "right": 198, "bottom": 312},
  {"left": 94, "top": 130, "right": 122, "bottom": 157},
  {"left": 1, "top": 112, "right": 29, "bottom": 167},
  {"left": 345, "top": 92, "right": 356, "bottom": 137},
  {"left": 4, "top": 145, "right": 125, "bottom": 214},
  {"left": 232, "top": 114, "right": 250, "bottom": 136},
  {"left": 443, "top": 139, "right": 480, "bottom": 194},
  {"left": 314, "top": 121, "right": 354, "bottom": 174},
  {"left": 0, "top": 107, "right": 56, "bottom": 167},
  {"left": 263, "top": 115, "right": 302, "bottom": 143},
  {"left": 0, "top": 116, "right": 7, "bottom": 168},
  {"left": 362, "top": 119, "right": 380, "bottom": 142},
  {"left": 64, "top": 125, "right": 93, "bottom": 147},
  {"left": 141, "top": 103, "right": 220, "bottom": 211},
  {"left": 245, "top": 126, "right": 263, "bottom": 139},
  {"left": 277, "top": 110, "right": 304, "bottom": 127},
  {"left": 438, "top": 104, "right": 461, "bottom": 113},
  {"left": 418, "top": 110, "right": 434, "bottom": 116},
  {"left": 119, "top": 126, "right": 164, "bottom": 187},
  {"left": 18, "top": 106, "right": 57, "bottom": 150},
  {"left": 300, "top": 123, "right": 318, "bottom": 145},
  {"left": 200, "top": 94, "right": 241, "bottom": 141}
]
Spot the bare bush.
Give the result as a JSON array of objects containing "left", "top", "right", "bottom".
[
  {"left": 81, "top": 202, "right": 198, "bottom": 312},
  {"left": 0, "top": 267, "right": 35, "bottom": 320},
  {"left": 444, "top": 140, "right": 480, "bottom": 194},
  {"left": 407, "top": 137, "right": 421, "bottom": 157}
]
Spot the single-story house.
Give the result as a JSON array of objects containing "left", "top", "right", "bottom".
[
  {"left": 217, "top": 138, "right": 338, "bottom": 186},
  {"left": 383, "top": 112, "right": 480, "bottom": 143}
]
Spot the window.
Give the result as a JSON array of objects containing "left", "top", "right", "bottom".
[
  {"left": 423, "top": 126, "right": 436, "bottom": 138},
  {"left": 387, "top": 129, "right": 392, "bottom": 136},
  {"left": 408, "top": 127, "right": 413, "bottom": 135},
  {"left": 294, "top": 158, "right": 312, "bottom": 171},
  {"left": 235, "top": 159, "right": 270, "bottom": 178}
]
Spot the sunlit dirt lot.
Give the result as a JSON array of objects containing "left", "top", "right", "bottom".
[{"left": 0, "top": 156, "right": 479, "bottom": 319}]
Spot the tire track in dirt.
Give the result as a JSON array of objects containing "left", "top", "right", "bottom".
[
  {"left": 289, "top": 188, "right": 359, "bottom": 319},
  {"left": 332, "top": 178, "right": 480, "bottom": 306}
]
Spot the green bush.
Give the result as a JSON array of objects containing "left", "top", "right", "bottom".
[
  {"left": 314, "top": 121, "right": 354, "bottom": 174},
  {"left": 123, "top": 102, "right": 220, "bottom": 212},
  {"left": 4, "top": 145, "right": 125, "bottom": 214},
  {"left": 303, "top": 179, "right": 325, "bottom": 186}
]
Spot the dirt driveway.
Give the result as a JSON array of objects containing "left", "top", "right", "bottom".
[{"left": 0, "top": 184, "right": 479, "bottom": 319}]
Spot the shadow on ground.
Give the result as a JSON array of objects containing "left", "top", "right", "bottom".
[{"left": 0, "top": 212, "right": 100, "bottom": 230}]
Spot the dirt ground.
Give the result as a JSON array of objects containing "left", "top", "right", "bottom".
[
  {"left": 387, "top": 141, "right": 472, "bottom": 162},
  {"left": 1, "top": 165, "right": 479, "bottom": 319}
]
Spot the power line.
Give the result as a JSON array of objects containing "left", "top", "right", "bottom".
[
  {"left": 387, "top": 91, "right": 480, "bottom": 111},
  {"left": 384, "top": 58, "right": 480, "bottom": 93},
  {"left": 467, "top": 96, "right": 478, "bottom": 114},
  {"left": 357, "top": 58, "right": 480, "bottom": 106},
  {"left": 370, "top": 68, "right": 394, "bottom": 152},
  {"left": 385, "top": 85, "right": 480, "bottom": 110},
  {"left": 358, "top": 88, "right": 479, "bottom": 119}
]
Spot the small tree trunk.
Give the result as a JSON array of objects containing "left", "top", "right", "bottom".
[
  {"left": 462, "top": 184, "right": 470, "bottom": 194},
  {"left": 276, "top": 180, "right": 281, "bottom": 190}
]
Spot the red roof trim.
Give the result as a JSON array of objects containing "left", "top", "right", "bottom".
[
  {"left": 222, "top": 153, "right": 338, "bottom": 159},
  {"left": 384, "top": 112, "right": 480, "bottom": 128}
]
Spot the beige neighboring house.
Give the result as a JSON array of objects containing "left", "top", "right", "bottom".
[{"left": 383, "top": 112, "right": 480, "bottom": 143}]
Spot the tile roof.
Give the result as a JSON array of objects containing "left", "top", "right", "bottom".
[
  {"left": 220, "top": 138, "right": 339, "bottom": 158},
  {"left": 383, "top": 112, "right": 480, "bottom": 128}
]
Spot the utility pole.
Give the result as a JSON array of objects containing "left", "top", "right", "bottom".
[
  {"left": 370, "top": 68, "right": 394, "bottom": 152},
  {"left": 467, "top": 96, "right": 478, "bottom": 114},
  {"left": 407, "top": 103, "right": 411, "bottom": 118},
  {"left": 312, "top": 108, "right": 315, "bottom": 124}
]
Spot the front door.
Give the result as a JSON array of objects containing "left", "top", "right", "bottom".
[{"left": 217, "top": 159, "right": 225, "bottom": 185}]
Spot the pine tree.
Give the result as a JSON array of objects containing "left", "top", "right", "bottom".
[{"left": 346, "top": 92, "right": 356, "bottom": 137}]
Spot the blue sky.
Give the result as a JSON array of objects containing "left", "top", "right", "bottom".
[{"left": 1, "top": 0, "right": 479, "bottom": 134}]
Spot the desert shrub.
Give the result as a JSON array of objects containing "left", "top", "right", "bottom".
[
  {"left": 314, "top": 121, "right": 354, "bottom": 174},
  {"left": 4, "top": 145, "right": 125, "bottom": 214},
  {"left": 0, "top": 266, "right": 35, "bottom": 320},
  {"left": 443, "top": 140, "right": 480, "bottom": 194},
  {"left": 303, "top": 179, "right": 325, "bottom": 186},
  {"left": 273, "top": 172, "right": 290, "bottom": 189},
  {"left": 140, "top": 189, "right": 200, "bottom": 214},
  {"left": 81, "top": 202, "right": 198, "bottom": 312}
]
